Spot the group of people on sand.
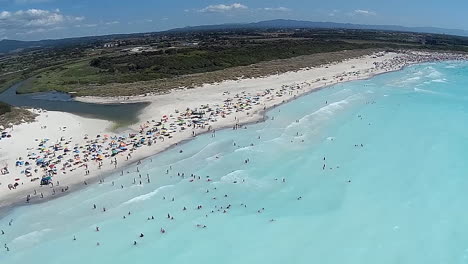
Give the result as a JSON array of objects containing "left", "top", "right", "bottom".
[
  {"left": 3, "top": 50, "right": 468, "bottom": 206},
  {"left": 6, "top": 76, "right": 307, "bottom": 199}
]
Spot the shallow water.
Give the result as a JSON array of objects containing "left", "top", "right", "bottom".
[
  {"left": 2, "top": 61, "right": 468, "bottom": 263},
  {"left": 0, "top": 82, "right": 149, "bottom": 126}
]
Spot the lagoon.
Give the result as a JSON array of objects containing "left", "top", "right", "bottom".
[{"left": 0, "top": 82, "right": 149, "bottom": 126}]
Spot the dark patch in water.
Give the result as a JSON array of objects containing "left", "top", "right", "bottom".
[{"left": 0, "top": 82, "right": 149, "bottom": 127}]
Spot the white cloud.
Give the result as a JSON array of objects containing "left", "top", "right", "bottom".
[
  {"left": 328, "top": 9, "right": 340, "bottom": 17},
  {"left": 0, "top": 8, "right": 84, "bottom": 38},
  {"left": 0, "top": 11, "right": 11, "bottom": 19},
  {"left": 127, "top": 19, "right": 153, "bottom": 25},
  {"left": 262, "top": 7, "right": 291, "bottom": 12},
  {"left": 21, "top": 9, "right": 65, "bottom": 26},
  {"left": 105, "top": 21, "right": 119, "bottom": 25},
  {"left": 353, "top": 9, "right": 376, "bottom": 16},
  {"left": 74, "top": 23, "right": 97, "bottom": 28},
  {"left": 14, "top": 0, "right": 53, "bottom": 4},
  {"left": 15, "top": 26, "right": 63, "bottom": 36},
  {"left": 194, "top": 4, "right": 291, "bottom": 14},
  {"left": 199, "top": 3, "right": 248, "bottom": 13}
]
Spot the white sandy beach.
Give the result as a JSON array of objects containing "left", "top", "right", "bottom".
[{"left": 0, "top": 50, "right": 465, "bottom": 208}]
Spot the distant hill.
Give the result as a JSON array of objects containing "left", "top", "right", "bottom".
[
  {"left": 0, "top": 39, "right": 44, "bottom": 53},
  {"left": 1, "top": 19, "right": 468, "bottom": 54},
  {"left": 169, "top": 19, "right": 468, "bottom": 37},
  {"left": 0, "top": 37, "right": 93, "bottom": 54},
  {"left": 0, "top": 33, "right": 149, "bottom": 54}
]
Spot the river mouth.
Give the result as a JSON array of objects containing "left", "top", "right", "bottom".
[{"left": 0, "top": 82, "right": 149, "bottom": 129}]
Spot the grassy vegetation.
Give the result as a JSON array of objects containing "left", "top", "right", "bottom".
[
  {"left": 89, "top": 40, "right": 367, "bottom": 75},
  {"left": 0, "top": 102, "right": 37, "bottom": 128},
  {"left": 22, "top": 48, "right": 381, "bottom": 96},
  {"left": 0, "top": 101, "right": 11, "bottom": 115},
  {"left": 19, "top": 60, "right": 101, "bottom": 93},
  {"left": 17, "top": 40, "right": 376, "bottom": 95},
  {"left": 0, "top": 45, "right": 92, "bottom": 93},
  {"left": 2, "top": 28, "right": 468, "bottom": 97},
  {"left": 0, "top": 72, "right": 23, "bottom": 93}
]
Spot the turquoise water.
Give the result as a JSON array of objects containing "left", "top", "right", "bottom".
[{"left": 2, "top": 61, "right": 468, "bottom": 263}]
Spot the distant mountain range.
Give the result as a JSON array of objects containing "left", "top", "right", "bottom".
[
  {"left": 1, "top": 19, "right": 468, "bottom": 54},
  {"left": 0, "top": 34, "right": 144, "bottom": 54},
  {"left": 169, "top": 19, "right": 468, "bottom": 36}
]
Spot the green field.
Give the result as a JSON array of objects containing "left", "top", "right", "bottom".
[
  {"left": 17, "top": 40, "right": 375, "bottom": 95},
  {"left": 0, "top": 102, "right": 37, "bottom": 128},
  {"left": 2, "top": 29, "right": 468, "bottom": 97}
]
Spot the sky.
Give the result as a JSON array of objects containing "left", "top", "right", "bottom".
[{"left": 0, "top": 0, "right": 467, "bottom": 41}]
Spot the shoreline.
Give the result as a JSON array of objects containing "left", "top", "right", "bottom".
[
  {"left": 1, "top": 49, "right": 467, "bottom": 214},
  {"left": 0, "top": 76, "right": 388, "bottom": 218}
]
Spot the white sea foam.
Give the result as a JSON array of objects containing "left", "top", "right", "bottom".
[
  {"left": 285, "top": 95, "right": 360, "bottom": 131},
  {"left": 432, "top": 78, "right": 447, "bottom": 83},
  {"left": 262, "top": 136, "right": 286, "bottom": 145},
  {"left": 218, "top": 170, "right": 265, "bottom": 188},
  {"left": 168, "top": 140, "right": 231, "bottom": 167},
  {"left": 12, "top": 228, "right": 53, "bottom": 244},
  {"left": 122, "top": 185, "right": 174, "bottom": 205},
  {"left": 234, "top": 145, "right": 254, "bottom": 152},
  {"left": 220, "top": 170, "right": 246, "bottom": 182},
  {"left": 414, "top": 88, "right": 446, "bottom": 96},
  {"left": 425, "top": 68, "right": 443, "bottom": 79},
  {"left": 406, "top": 76, "right": 421, "bottom": 81}
]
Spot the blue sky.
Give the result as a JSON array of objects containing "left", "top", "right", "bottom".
[{"left": 0, "top": 0, "right": 467, "bottom": 40}]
